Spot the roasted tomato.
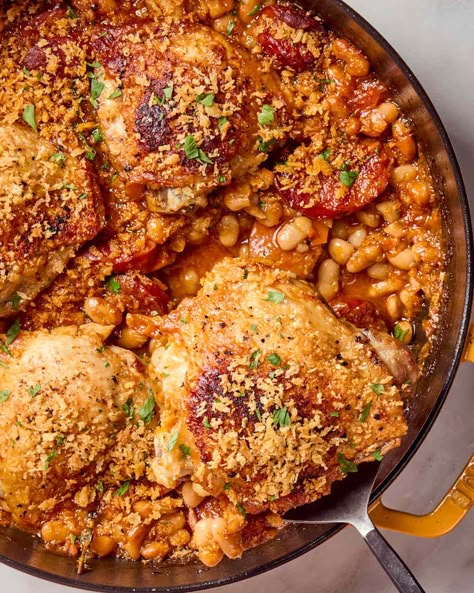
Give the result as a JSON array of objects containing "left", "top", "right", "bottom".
[
  {"left": 331, "top": 298, "right": 387, "bottom": 332},
  {"left": 107, "top": 273, "right": 169, "bottom": 316},
  {"left": 256, "top": 4, "right": 327, "bottom": 72},
  {"left": 276, "top": 146, "right": 392, "bottom": 218}
]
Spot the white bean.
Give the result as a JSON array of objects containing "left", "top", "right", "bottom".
[{"left": 328, "top": 238, "right": 354, "bottom": 265}]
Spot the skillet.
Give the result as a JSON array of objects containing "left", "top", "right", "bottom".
[{"left": 0, "top": 0, "right": 472, "bottom": 590}]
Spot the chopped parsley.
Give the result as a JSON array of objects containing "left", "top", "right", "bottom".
[
  {"left": 122, "top": 398, "right": 134, "bottom": 419},
  {"left": 138, "top": 394, "right": 156, "bottom": 424},
  {"left": 90, "top": 78, "right": 105, "bottom": 108},
  {"left": 373, "top": 449, "right": 384, "bottom": 461},
  {"left": 196, "top": 92, "right": 215, "bottom": 107},
  {"left": 202, "top": 416, "right": 211, "bottom": 429},
  {"left": 255, "top": 408, "right": 262, "bottom": 422},
  {"left": 337, "top": 453, "right": 358, "bottom": 474},
  {"left": 223, "top": 482, "right": 231, "bottom": 491},
  {"left": 11, "top": 293, "right": 21, "bottom": 311},
  {"left": 273, "top": 406, "right": 291, "bottom": 428},
  {"left": 330, "top": 411, "right": 339, "bottom": 417},
  {"left": 258, "top": 104, "right": 275, "bottom": 126},
  {"left": 226, "top": 19, "right": 236, "bottom": 36},
  {"left": 339, "top": 169, "right": 359, "bottom": 188},
  {"left": 96, "top": 345, "right": 106, "bottom": 353},
  {"left": 0, "top": 361, "right": 9, "bottom": 369},
  {"left": 393, "top": 323, "right": 410, "bottom": 342},
  {"left": 218, "top": 116, "right": 228, "bottom": 130},
  {"left": 105, "top": 275, "right": 121, "bottom": 295},
  {"left": 242, "top": 268, "right": 249, "bottom": 279},
  {"left": 56, "top": 435, "right": 65, "bottom": 446},
  {"left": 359, "top": 400, "right": 372, "bottom": 423},
  {"left": 319, "top": 148, "right": 331, "bottom": 161},
  {"left": 250, "top": 323, "right": 258, "bottom": 334},
  {"left": 44, "top": 449, "right": 58, "bottom": 470},
  {"left": 66, "top": 5, "right": 78, "bottom": 19},
  {"left": 69, "top": 534, "right": 77, "bottom": 544},
  {"left": 22, "top": 104, "right": 37, "bottom": 132},
  {"left": 218, "top": 175, "right": 226, "bottom": 183},
  {"left": 0, "top": 390, "right": 11, "bottom": 403},
  {"left": 267, "top": 353, "right": 281, "bottom": 366},
  {"left": 265, "top": 290, "right": 286, "bottom": 304},
  {"left": 183, "top": 134, "right": 213, "bottom": 165},
  {"left": 96, "top": 480, "right": 104, "bottom": 493},
  {"left": 78, "top": 192, "right": 88, "bottom": 200},
  {"left": 179, "top": 443, "right": 191, "bottom": 459},
  {"left": 248, "top": 348, "right": 261, "bottom": 370},
  {"left": 180, "top": 318, "right": 187, "bottom": 325},
  {"left": 167, "top": 430, "right": 179, "bottom": 451},
  {"left": 248, "top": 3, "right": 262, "bottom": 15},
  {"left": 91, "top": 128, "right": 103, "bottom": 143},
  {"left": 109, "top": 88, "right": 122, "bottom": 99},
  {"left": 369, "top": 383, "right": 385, "bottom": 395},
  {"left": 236, "top": 503, "right": 246, "bottom": 517},
  {"left": 257, "top": 137, "right": 276, "bottom": 153},
  {"left": 28, "top": 383, "right": 41, "bottom": 398},
  {"left": 1, "top": 344, "right": 11, "bottom": 357},
  {"left": 114, "top": 480, "right": 130, "bottom": 497},
  {"left": 6, "top": 318, "right": 21, "bottom": 344},
  {"left": 50, "top": 152, "right": 67, "bottom": 167}
]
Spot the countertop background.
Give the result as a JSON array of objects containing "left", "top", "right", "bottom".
[{"left": 1, "top": 1, "right": 473, "bottom": 591}]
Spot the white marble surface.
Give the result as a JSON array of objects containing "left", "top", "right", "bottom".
[{"left": 1, "top": 1, "right": 473, "bottom": 592}]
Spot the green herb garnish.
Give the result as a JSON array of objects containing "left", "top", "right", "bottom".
[
  {"left": 28, "top": 383, "right": 41, "bottom": 398},
  {"left": 105, "top": 275, "right": 121, "bottom": 295},
  {"left": 265, "top": 290, "right": 286, "bottom": 304},
  {"left": 22, "top": 104, "right": 37, "bottom": 132},
  {"left": 339, "top": 169, "right": 358, "bottom": 188},
  {"left": 0, "top": 390, "right": 11, "bottom": 403},
  {"left": 196, "top": 93, "right": 215, "bottom": 107},
  {"left": 267, "top": 353, "right": 281, "bottom": 366},
  {"left": 258, "top": 104, "right": 275, "bottom": 126},
  {"left": 273, "top": 406, "right": 291, "bottom": 428},
  {"left": 138, "top": 394, "right": 156, "bottom": 424},
  {"left": 167, "top": 430, "right": 179, "bottom": 451},
  {"left": 6, "top": 318, "right": 20, "bottom": 344},
  {"left": 359, "top": 400, "right": 372, "bottom": 423},
  {"left": 114, "top": 480, "right": 130, "bottom": 497},
  {"left": 337, "top": 453, "right": 358, "bottom": 474},
  {"left": 369, "top": 383, "right": 385, "bottom": 395},
  {"left": 249, "top": 348, "right": 260, "bottom": 370}
]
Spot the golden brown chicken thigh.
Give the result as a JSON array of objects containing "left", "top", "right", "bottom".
[
  {"left": 0, "top": 324, "right": 156, "bottom": 530},
  {"left": 149, "top": 259, "right": 412, "bottom": 520},
  {"left": 0, "top": 125, "right": 104, "bottom": 317},
  {"left": 91, "top": 19, "right": 291, "bottom": 211}
]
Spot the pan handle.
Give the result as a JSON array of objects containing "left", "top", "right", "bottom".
[
  {"left": 369, "top": 453, "right": 474, "bottom": 537},
  {"left": 463, "top": 323, "right": 474, "bottom": 362}
]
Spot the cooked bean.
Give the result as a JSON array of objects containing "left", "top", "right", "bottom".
[
  {"left": 207, "top": 0, "right": 234, "bottom": 19},
  {"left": 192, "top": 483, "right": 211, "bottom": 498},
  {"left": 387, "top": 248, "right": 416, "bottom": 270},
  {"left": 348, "top": 227, "right": 367, "bottom": 248},
  {"left": 146, "top": 216, "right": 170, "bottom": 244},
  {"left": 318, "top": 259, "right": 339, "bottom": 300},
  {"left": 157, "top": 512, "right": 186, "bottom": 537},
  {"left": 134, "top": 500, "right": 153, "bottom": 519},
  {"left": 406, "top": 180, "right": 430, "bottom": 206},
  {"left": 376, "top": 201, "right": 400, "bottom": 223},
  {"left": 192, "top": 518, "right": 224, "bottom": 567},
  {"left": 256, "top": 198, "right": 283, "bottom": 228},
  {"left": 239, "top": 243, "right": 250, "bottom": 258},
  {"left": 391, "top": 164, "right": 417, "bottom": 185},
  {"left": 124, "top": 526, "right": 149, "bottom": 561},
  {"left": 141, "top": 541, "right": 170, "bottom": 561},
  {"left": 180, "top": 268, "right": 200, "bottom": 296},
  {"left": 41, "top": 520, "right": 70, "bottom": 543},
  {"left": 367, "top": 263, "right": 390, "bottom": 280},
  {"left": 213, "top": 13, "right": 235, "bottom": 34},
  {"left": 386, "top": 294, "right": 403, "bottom": 320},
  {"left": 356, "top": 210, "right": 381, "bottom": 228},
  {"left": 368, "top": 278, "right": 404, "bottom": 297},
  {"left": 331, "top": 219, "right": 349, "bottom": 240},
  {"left": 84, "top": 297, "right": 122, "bottom": 326},
  {"left": 332, "top": 38, "right": 370, "bottom": 77},
  {"left": 392, "top": 119, "right": 417, "bottom": 160},
  {"left": 378, "top": 102, "right": 399, "bottom": 123},
  {"left": 346, "top": 244, "right": 383, "bottom": 273},
  {"left": 211, "top": 518, "right": 243, "bottom": 559},
  {"left": 345, "top": 117, "right": 361, "bottom": 136},
  {"left": 276, "top": 216, "right": 312, "bottom": 251},
  {"left": 169, "top": 528, "right": 191, "bottom": 548},
  {"left": 328, "top": 238, "right": 354, "bottom": 265},
  {"left": 384, "top": 221, "right": 405, "bottom": 238},
  {"left": 90, "top": 535, "right": 117, "bottom": 557},
  {"left": 217, "top": 214, "right": 240, "bottom": 247},
  {"left": 182, "top": 481, "right": 205, "bottom": 508},
  {"left": 116, "top": 327, "right": 148, "bottom": 349}
]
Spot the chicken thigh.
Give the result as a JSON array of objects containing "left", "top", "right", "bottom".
[
  {"left": 0, "top": 324, "right": 156, "bottom": 530},
  {"left": 149, "top": 259, "right": 412, "bottom": 517}
]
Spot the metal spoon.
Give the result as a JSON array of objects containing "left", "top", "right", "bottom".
[{"left": 284, "top": 462, "right": 426, "bottom": 593}]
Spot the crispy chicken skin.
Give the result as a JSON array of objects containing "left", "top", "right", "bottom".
[
  {"left": 0, "top": 324, "right": 156, "bottom": 530},
  {"left": 149, "top": 259, "right": 411, "bottom": 516},
  {"left": 91, "top": 19, "right": 291, "bottom": 211},
  {"left": 0, "top": 125, "right": 104, "bottom": 316}
]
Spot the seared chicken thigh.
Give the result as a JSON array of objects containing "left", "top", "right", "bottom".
[
  {"left": 91, "top": 19, "right": 291, "bottom": 211},
  {"left": 149, "top": 259, "right": 412, "bottom": 516},
  {"left": 0, "top": 125, "right": 104, "bottom": 316},
  {"left": 0, "top": 324, "right": 156, "bottom": 530}
]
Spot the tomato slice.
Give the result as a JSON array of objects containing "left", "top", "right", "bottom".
[{"left": 277, "top": 151, "right": 392, "bottom": 218}]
